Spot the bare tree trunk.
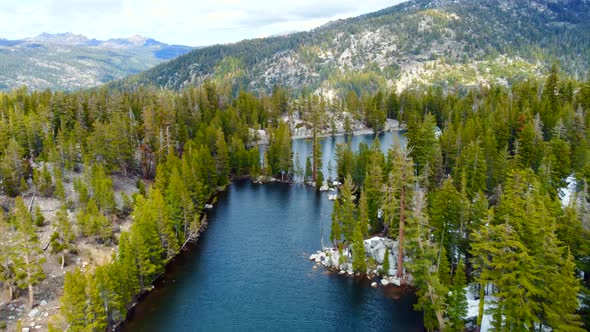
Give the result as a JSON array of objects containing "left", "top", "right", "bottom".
[
  {"left": 25, "top": 254, "right": 34, "bottom": 308},
  {"left": 397, "top": 184, "right": 405, "bottom": 280},
  {"left": 61, "top": 254, "right": 65, "bottom": 270}
]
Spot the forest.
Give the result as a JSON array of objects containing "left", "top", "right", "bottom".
[{"left": 0, "top": 64, "right": 588, "bottom": 331}]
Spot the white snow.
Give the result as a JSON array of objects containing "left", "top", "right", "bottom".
[
  {"left": 559, "top": 175, "right": 576, "bottom": 207},
  {"left": 465, "top": 285, "right": 495, "bottom": 332}
]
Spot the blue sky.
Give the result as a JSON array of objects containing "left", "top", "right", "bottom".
[{"left": 0, "top": 0, "right": 406, "bottom": 46}]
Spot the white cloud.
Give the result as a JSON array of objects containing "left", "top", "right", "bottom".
[{"left": 0, "top": 0, "right": 406, "bottom": 46}]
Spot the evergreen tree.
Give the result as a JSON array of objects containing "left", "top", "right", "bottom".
[
  {"left": 50, "top": 205, "right": 75, "bottom": 269},
  {"left": 60, "top": 268, "right": 88, "bottom": 330},
  {"left": 542, "top": 249, "right": 585, "bottom": 331},
  {"left": 446, "top": 259, "right": 468, "bottom": 331},
  {"left": 352, "top": 221, "right": 367, "bottom": 274},
  {"left": 339, "top": 174, "right": 357, "bottom": 242},
  {"left": 166, "top": 167, "right": 195, "bottom": 243},
  {"left": 215, "top": 129, "right": 230, "bottom": 185},
  {"left": 13, "top": 197, "right": 45, "bottom": 308},
  {"left": 381, "top": 247, "right": 390, "bottom": 276},
  {"left": 130, "top": 195, "right": 165, "bottom": 289},
  {"left": 358, "top": 189, "right": 369, "bottom": 236},
  {"left": 386, "top": 144, "right": 415, "bottom": 279},
  {"left": 0, "top": 212, "right": 16, "bottom": 300},
  {"left": 85, "top": 271, "right": 108, "bottom": 331},
  {"left": 406, "top": 190, "right": 446, "bottom": 331},
  {"left": 330, "top": 199, "right": 342, "bottom": 247}
]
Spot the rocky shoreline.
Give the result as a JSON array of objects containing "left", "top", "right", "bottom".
[{"left": 309, "top": 236, "right": 403, "bottom": 287}]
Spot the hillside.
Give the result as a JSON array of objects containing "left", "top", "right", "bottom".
[
  {"left": 0, "top": 33, "right": 193, "bottom": 91},
  {"left": 115, "top": 0, "right": 590, "bottom": 96}
]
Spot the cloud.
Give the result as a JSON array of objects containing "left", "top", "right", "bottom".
[{"left": 0, "top": 0, "right": 406, "bottom": 45}]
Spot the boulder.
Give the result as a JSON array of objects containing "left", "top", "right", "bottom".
[
  {"left": 373, "top": 243, "right": 387, "bottom": 264},
  {"left": 369, "top": 237, "right": 382, "bottom": 248},
  {"left": 363, "top": 240, "right": 371, "bottom": 254},
  {"left": 389, "top": 277, "right": 401, "bottom": 286},
  {"left": 40, "top": 300, "right": 47, "bottom": 306},
  {"left": 383, "top": 238, "right": 396, "bottom": 250},
  {"left": 371, "top": 282, "right": 378, "bottom": 288},
  {"left": 319, "top": 184, "right": 329, "bottom": 191},
  {"left": 381, "top": 279, "right": 390, "bottom": 286},
  {"left": 22, "top": 328, "right": 30, "bottom": 332},
  {"left": 28, "top": 308, "right": 40, "bottom": 318},
  {"left": 309, "top": 254, "right": 318, "bottom": 261}
]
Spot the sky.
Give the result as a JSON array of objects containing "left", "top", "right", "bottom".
[{"left": 0, "top": 0, "right": 406, "bottom": 46}]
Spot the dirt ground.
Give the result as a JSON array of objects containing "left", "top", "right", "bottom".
[{"left": 0, "top": 163, "right": 139, "bottom": 332}]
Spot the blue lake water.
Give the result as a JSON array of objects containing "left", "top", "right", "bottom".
[{"left": 123, "top": 132, "right": 421, "bottom": 331}]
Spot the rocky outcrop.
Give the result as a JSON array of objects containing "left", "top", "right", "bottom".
[{"left": 309, "top": 236, "right": 403, "bottom": 286}]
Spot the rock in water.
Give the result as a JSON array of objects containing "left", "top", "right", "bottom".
[{"left": 371, "top": 282, "right": 378, "bottom": 288}]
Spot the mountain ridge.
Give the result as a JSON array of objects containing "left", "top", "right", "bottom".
[
  {"left": 0, "top": 33, "right": 194, "bottom": 91},
  {"left": 112, "top": 0, "right": 590, "bottom": 96}
]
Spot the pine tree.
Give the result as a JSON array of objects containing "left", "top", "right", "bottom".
[
  {"left": 215, "top": 129, "right": 230, "bottom": 185},
  {"left": 53, "top": 167, "right": 65, "bottom": 201},
  {"left": 381, "top": 247, "right": 390, "bottom": 276},
  {"left": 0, "top": 212, "right": 16, "bottom": 300},
  {"left": 542, "top": 249, "right": 585, "bottom": 331},
  {"left": 61, "top": 268, "right": 87, "bottom": 330},
  {"left": 446, "top": 259, "right": 468, "bottom": 331},
  {"left": 90, "top": 164, "right": 116, "bottom": 215},
  {"left": 405, "top": 190, "right": 446, "bottom": 331},
  {"left": 387, "top": 144, "right": 415, "bottom": 279},
  {"left": 114, "top": 231, "right": 140, "bottom": 305},
  {"left": 13, "top": 196, "right": 45, "bottom": 308},
  {"left": 166, "top": 167, "right": 195, "bottom": 243},
  {"left": 50, "top": 205, "right": 75, "bottom": 269},
  {"left": 33, "top": 204, "right": 45, "bottom": 227},
  {"left": 358, "top": 189, "right": 369, "bottom": 236},
  {"left": 315, "top": 170, "right": 324, "bottom": 191},
  {"left": 330, "top": 199, "right": 342, "bottom": 247},
  {"left": 339, "top": 174, "right": 357, "bottom": 242},
  {"left": 364, "top": 153, "right": 383, "bottom": 231},
  {"left": 85, "top": 271, "right": 108, "bottom": 331},
  {"left": 351, "top": 221, "right": 367, "bottom": 274},
  {"left": 130, "top": 195, "right": 165, "bottom": 289}
]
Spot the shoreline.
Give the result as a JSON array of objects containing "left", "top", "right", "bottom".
[
  {"left": 255, "top": 119, "right": 405, "bottom": 144},
  {"left": 291, "top": 119, "right": 405, "bottom": 141},
  {"left": 116, "top": 128, "right": 403, "bottom": 330},
  {"left": 115, "top": 186, "right": 223, "bottom": 331}
]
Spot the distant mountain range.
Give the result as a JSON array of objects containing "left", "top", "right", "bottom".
[
  {"left": 0, "top": 33, "right": 194, "bottom": 91},
  {"left": 112, "top": 0, "right": 590, "bottom": 96}
]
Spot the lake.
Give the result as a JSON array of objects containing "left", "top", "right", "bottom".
[{"left": 122, "top": 131, "right": 421, "bottom": 332}]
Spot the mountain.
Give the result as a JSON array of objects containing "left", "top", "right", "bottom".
[
  {"left": 114, "top": 0, "right": 590, "bottom": 96},
  {"left": 0, "top": 33, "right": 194, "bottom": 91}
]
